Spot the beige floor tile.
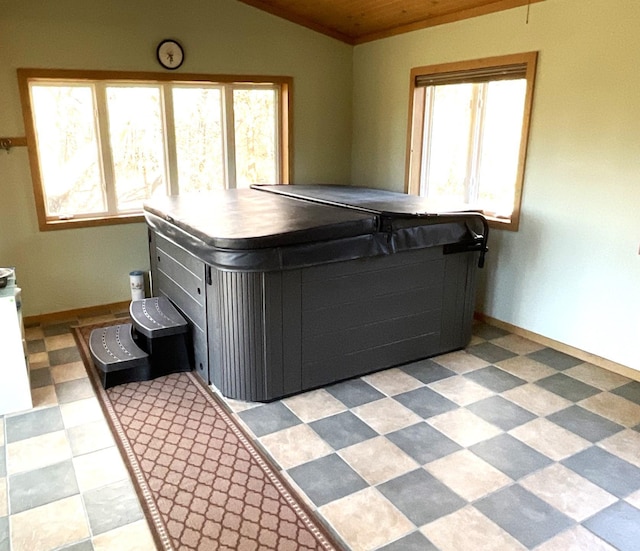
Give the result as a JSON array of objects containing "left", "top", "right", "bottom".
[
  {"left": 282, "top": 388, "right": 346, "bottom": 423},
  {"left": 258, "top": 424, "right": 333, "bottom": 469},
  {"left": 579, "top": 392, "right": 640, "bottom": 428},
  {"left": 45, "top": 332, "right": 77, "bottom": 351},
  {"left": 24, "top": 326, "right": 44, "bottom": 340},
  {"left": 72, "top": 446, "right": 129, "bottom": 491},
  {"left": 425, "top": 450, "right": 511, "bottom": 501},
  {"left": 502, "top": 384, "right": 572, "bottom": 417},
  {"left": 520, "top": 463, "right": 616, "bottom": 522},
  {"left": 0, "top": 419, "right": 4, "bottom": 446},
  {"left": 427, "top": 409, "right": 502, "bottom": 447},
  {"left": 489, "top": 334, "right": 545, "bottom": 355},
  {"left": 598, "top": 429, "right": 640, "bottom": 468},
  {"left": 30, "top": 385, "right": 58, "bottom": 409},
  {"left": 28, "top": 351, "right": 49, "bottom": 369},
  {"left": 469, "top": 335, "right": 484, "bottom": 346},
  {"left": 319, "top": 487, "right": 414, "bottom": 551},
  {"left": 68, "top": 419, "right": 115, "bottom": 456},
  {"left": 60, "top": 396, "right": 103, "bottom": 428},
  {"left": 339, "top": 437, "right": 418, "bottom": 485},
  {"left": 509, "top": 418, "right": 590, "bottom": 461},
  {"left": 362, "top": 368, "right": 424, "bottom": 396},
  {"left": 92, "top": 519, "right": 157, "bottom": 551},
  {"left": 10, "top": 495, "right": 90, "bottom": 551},
  {"left": 563, "top": 363, "right": 631, "bottom": 391},
  {"left": 6, "top": 430, "right": 73, "bottom": 474},
  {"left": 428, "top": 376, "right": 494, "bottom": 406},
  {"left": 352, "top": 397, "right": 422, "bottom": 434},
  {"left": 432, "top": 351, "right": 490, "bottom": 374},
  {"left": 495, "top": 356, "right": 557, "bottom": 382},
  {"left": 50, "top": 361, "right": 89, "bottom": 384},
  {"left": 625, "top": 488, "right": 640, "bottom": 509},
  {"left": 225, "top": 398, "right": 260, "bottom": 414},
  {"left": 534, "top": 525, "right": 617, "bottom": 551},
  {"left": 421, "top": 505, "right": 526, "bottom": 551},
  {"left": 0, "top": 477, "right": 6, "bottom": 517}
]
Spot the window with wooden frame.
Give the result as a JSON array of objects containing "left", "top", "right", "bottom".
[
  {"left": 18, "top": 69, "right": 292, "bottom": 231},
  {"left": 406, "top": 52, "right": 537, "bottom": 231}
]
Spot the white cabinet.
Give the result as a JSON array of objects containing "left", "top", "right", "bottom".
[{"left": 0, "top": 292, "right": 32, "bottom": 415}]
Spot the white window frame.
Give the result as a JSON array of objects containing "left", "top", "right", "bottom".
[
  {"left": 18, "top": 69, "right": 292, "bottom": 231},
  {"left": 405, "top": 52, "right": 538, "bottom": 231}
]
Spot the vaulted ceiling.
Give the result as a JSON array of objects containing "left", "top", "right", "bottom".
[{"left": 237, "top": 0, "right": 544, "bottom": 44}]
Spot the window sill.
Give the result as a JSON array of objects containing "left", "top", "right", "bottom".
[{"left": 39, "top": 213, "right": 146, "bottom": 231}]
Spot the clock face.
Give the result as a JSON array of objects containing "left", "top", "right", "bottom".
[{"left": 157, "top": 40, "right": 184, "bottom": 70}]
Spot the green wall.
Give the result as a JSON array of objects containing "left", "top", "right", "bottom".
[
  {"left": 2, "top": 0, "right": 639, "bottom": 371},
  {"left": 0, "top": 0, "right": 352, "bottom": 316},
  {"left": 352, "top": 0, "right": 640, "bottom": 370}
]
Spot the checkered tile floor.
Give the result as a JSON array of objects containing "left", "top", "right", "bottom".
[
  {"left": 0, "top": 306, "right": 156, "bottom": 551},
  {"left": 227, "top": 323, "right": 640, "bottom": 551},
  {"left": 2, "top": 313, "right": 640, "bottom": 551}
]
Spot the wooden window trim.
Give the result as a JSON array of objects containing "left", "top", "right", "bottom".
[
  {"left": 17, "top": 68, "right": 293, "bottom": 231},
  {"left": 405, "top": 52, "right": 538, "bottom": 232}
]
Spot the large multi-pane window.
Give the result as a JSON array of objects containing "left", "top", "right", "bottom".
[
  {"left": 406, "top": 52, "right": 537, "bottom": 231},
  {"left": 18, "top": 69, "right": 290, "bottom": 230}
]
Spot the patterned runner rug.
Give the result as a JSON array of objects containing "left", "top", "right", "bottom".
[{"left": 73, "top": 323, "right": 342, "bottom": 551}]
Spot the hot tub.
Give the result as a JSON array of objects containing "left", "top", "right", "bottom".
[{"left": 144, "top": 184, "right": 488, "bottom": 401}]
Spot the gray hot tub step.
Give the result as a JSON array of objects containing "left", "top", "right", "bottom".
[
  {"left": 130, "top": 296, "right": 188, "bottom": 338},
  {"left": 129, "top": 296, "right": 193, "bottom": 379},
  {"left": 89, "top": 323, "right": 151, "bottom": 389}
]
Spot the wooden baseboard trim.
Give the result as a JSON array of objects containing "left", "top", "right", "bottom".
[
  {"left": 24, "top": 301, "right": 130, "bottom": 326},
  {"left": 476, "top": 312, "right": 640, "bottom": 382}
]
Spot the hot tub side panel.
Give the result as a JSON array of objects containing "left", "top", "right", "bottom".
[
  {"left": 149, "top": 231, "right": 209, "bottom": 383},
  {"left": 205, "top": 245, "right": 480, "bottom": 402}
]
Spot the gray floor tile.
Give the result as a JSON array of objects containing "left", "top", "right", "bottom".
[
  {"left": 475, "top": 485, "right": 573, "bottom": 548},
  {"left": 0, "top": 447, "right": 5, "bottom": 477},
  {"left": 526, "top": 348, "right": 582, "bottom": 370},
  {"left": 9, "top": 460, "right": 79, "bottom": 513},
  {"left": 309, "top": 411, "right": 378, "bottom": 450},
  {"left": 30, "top": 367, "right": 53, "bottom": 389},
  {"left": 470, "top": 434, "right": 552, "bottom": 480},
  {"left": 562, "top": 447, "right": 640, "bottom": 498},
  {"left": 26, "top": 339, "right": 46, "bottom": 354},
  {"left": 464, "top": 366, "right": 526, "bottom": 393},
  {"left": 5, "top": 406, "right": 64, "bottom": 443},
  {"left": 394, "top": 387, "right": 458, "bottom": 419},
  {"left": 583, "top": 501, "right": 640, "bottom": 551},
  {"left": 237, "top": 402, "right": 301, "bottom": 438},
  {"left": 466, "top": 396, "right": 536, "bottom": 431},
  {"left": 43, "top": 322, "right": 74, "bottom": 337},
  {"left": 472, "top": 323, "right": 509, "bottom": 340},
  {"left": 0, "top": 516, "right": 8, "bottom": 551},
  {"left": 400, "top": 359, "right": 455, "bottom": 384},
  {"left": 387, "top": 422, "right": 461, "bottom": 465},
  {"left": 325, "top": 378, "right": 385, "bottom": 408},
  {"left": 287, "top": 454, "right": 368, "bottom": 507},
  {"left": 378, "top": 468, "right": 465, "bottom": 526},
  {"left": 611, "top": 381, "right": 640, "bottom": 405},
  {"left": 467, "top": 342, "right": 517, "bottom": 364},
  {"left": 49, "top": 346, "right": 82, "bottom": 366},
  {"left": 83, "top": 479, "right": 143, "bottom": 535},
  {"left": 377, "top": 530, "right": 438, "bottom": 551},
  {"left": 547, "top": 405, "right": 623, "bottom": 442},
  {"left": 55, "top": 378, "right": 95, "bottom": 404},
  {"left": 535, "top": 373, "right": 600, "bottom": 402}
]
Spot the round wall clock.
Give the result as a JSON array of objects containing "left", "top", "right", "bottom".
[{"left": 156, "top": 39, "right": 184, "bottom": 70}]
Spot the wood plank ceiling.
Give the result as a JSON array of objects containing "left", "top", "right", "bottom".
[{"left": 237, "top": 0, "right": 544, "bottom": 44}]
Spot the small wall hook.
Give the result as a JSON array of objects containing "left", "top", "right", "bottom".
[{"left": 0, "top": 138, "right": 12, "bottom": 153}]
